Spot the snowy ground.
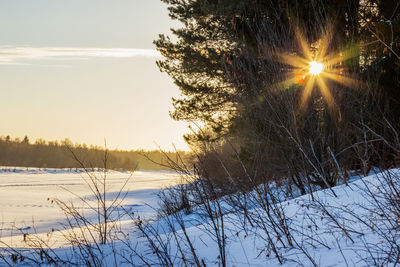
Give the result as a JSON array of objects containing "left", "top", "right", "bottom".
[
  {"left": 0, "top": 168, "right": 399, "bottom": 266},
  {"left": 127, "top": 169, "right": 399, "bottom": 267},
  {"left": 0, "top": 168, "right": 180, "bottom": 239}
]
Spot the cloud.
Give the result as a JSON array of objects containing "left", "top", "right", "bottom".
[{"left": 0, "top": 46, "right": 161, "bottom": 65}]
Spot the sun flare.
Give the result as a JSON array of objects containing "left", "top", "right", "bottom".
[
  {"left": 309, "top": 61, "right": 323, "bottom": 75},
  {"left": 276, "top": 29, "right": 359, "bottom": 110}
]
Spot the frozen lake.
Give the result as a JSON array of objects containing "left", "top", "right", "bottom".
[{"left": 0, "top": 168, "right": 180, "bottom": 238}]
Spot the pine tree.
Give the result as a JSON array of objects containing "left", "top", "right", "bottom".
[{"left": 157, "top": 0, "right": 400, "bottom": 185}]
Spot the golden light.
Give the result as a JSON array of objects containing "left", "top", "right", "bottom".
[
  {"left": 275, "top": 28, "right": 359, "bottom": 110},
  {"left": 309, "top": 61, "right": 323, "bottom": 75}
]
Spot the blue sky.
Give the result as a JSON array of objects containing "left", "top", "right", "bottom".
[{"left": 0, "top": 0, "right": 189, "bottom": 150}]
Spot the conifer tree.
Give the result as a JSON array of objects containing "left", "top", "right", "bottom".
[{"left": 157, "top": 0, "right": 399, "bottom": 185}]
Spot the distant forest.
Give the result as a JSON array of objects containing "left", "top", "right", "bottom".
[{"left": 0, "top": 135, "right": 190, "bottom": 171}]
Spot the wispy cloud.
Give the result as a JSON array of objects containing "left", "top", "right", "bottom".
[{"left": 0, "top": 46, "right": 161, "bottom": 65}]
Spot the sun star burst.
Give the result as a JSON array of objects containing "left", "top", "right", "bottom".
[{"left": 276, "top": 29, "right": 359, "bottom": 110}]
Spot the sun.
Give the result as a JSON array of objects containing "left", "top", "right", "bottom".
[
  {"left": 309, "top": 61, "right": 323, "bottom": 75},
  {"left": 275, "top": 29, "right": 359, "bottom": 110}
]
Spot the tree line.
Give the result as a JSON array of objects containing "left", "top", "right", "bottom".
[{"left": 0, "top": 135, "right": 189, "bottom": 171}]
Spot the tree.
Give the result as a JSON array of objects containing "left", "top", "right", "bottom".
[
  {"left": 22, "top": 136, "right": 29, "bottom": 144},
  {"left": 157, "top": 0, "right": 400, "bottom": 188}
]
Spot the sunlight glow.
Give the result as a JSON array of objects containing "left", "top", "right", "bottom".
[
  {"left": 309, "top": 61, "right": 323, "bottom": 75},
  {"left": 275, "top": 28, "right": 359, "bottom": 111}
]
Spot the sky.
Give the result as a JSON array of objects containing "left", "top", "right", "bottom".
[{"left": 0, "top": 0, "right": 190, "bottom": 151}]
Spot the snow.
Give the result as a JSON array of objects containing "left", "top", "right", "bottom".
[
  {"left": 0, "top": 168, "right": 180, "bottom": 239},
  {"left": 0, "top": 168, "right": 399, "bottom": 266}
]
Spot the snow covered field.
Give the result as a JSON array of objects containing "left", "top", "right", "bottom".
[
  {"left": 0, "top": 168, "right": 180, "bottom": 239},
  {"left": 0, "top": 168, "right": 399, "bottom": 266}
]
